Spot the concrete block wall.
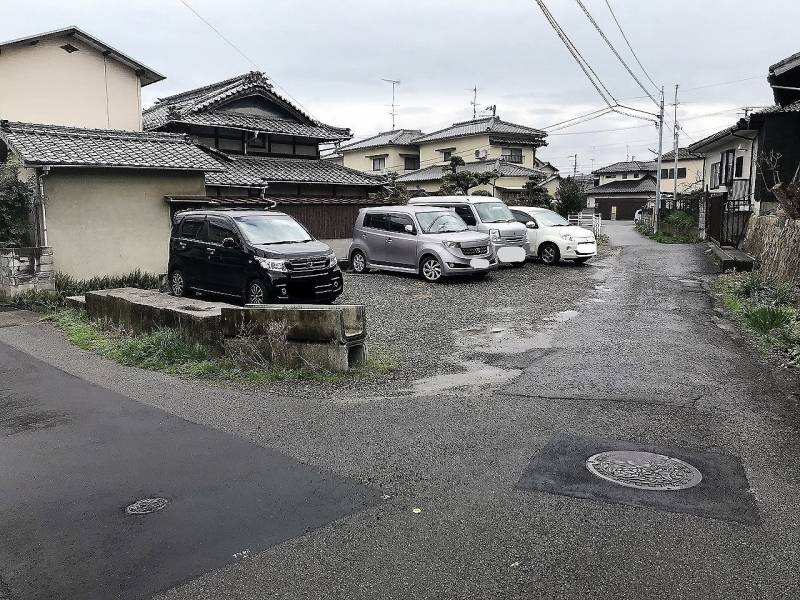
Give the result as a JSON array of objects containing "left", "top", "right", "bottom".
[{"left": 0, "top": 246, "right": 55, "bottom": 300}]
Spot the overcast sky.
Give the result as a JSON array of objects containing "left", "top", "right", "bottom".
[{"left": 4, "top": 0, "right": 799, "bottom": 173}]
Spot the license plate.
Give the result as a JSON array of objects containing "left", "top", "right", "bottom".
[
  {"left": 469, "top": 258, "right": 491, "bottom": 269},
  {"left": 497, "top": 246, "right": 526, "bottom": 263}
]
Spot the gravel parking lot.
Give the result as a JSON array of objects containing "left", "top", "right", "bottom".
[{"left": 261, "top": 248, "right": 615, "bottom": 399}]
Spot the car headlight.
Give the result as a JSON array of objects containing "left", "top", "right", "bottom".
[
  {"left": 559, "top": 232, "right": 575, "bottom": 242},
  {"left": 327, "top": 252, "right": 338, "bottom": 268},
  {"left": 442, "top": 240, "right": 460, "bottom": 249},
  {"left": 489, "top": 229, "right": 501, "bottom": 241},
  {"left": 255, "top": 256, "right": 288, "bottom": 272}
]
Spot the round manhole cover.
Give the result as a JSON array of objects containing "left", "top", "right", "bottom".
[
  {"left": 586, "top": 451, "right": 702, "bottom": 491},
  {"left": 125, "top": 497, "right": 170, "bottom": 515}
]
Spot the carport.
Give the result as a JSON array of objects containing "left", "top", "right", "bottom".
[
  {"left": 594, "top": 196, "right": 649, "bottom": 220},
  {"left": 586, "top": 176, "right": 657, "bottom": 221}
]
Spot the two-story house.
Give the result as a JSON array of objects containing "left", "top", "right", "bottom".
[
  {"left": 338, "top": 129, "right": 422, "bottom": 175},
  {"left": 585, "top": 160, "right": 658, "bottom": 220},
  {"left": 0, "top": 27, "right": 223, "bottom": 284},
  {"left": 143, "top": 72, "right": 384, "bottom": 238},
  {"left": 659, "top": 148, "right": 705, "bottom": 196},
  {"left": 394, "top": 115, "right": 548, "bottom": 201}
]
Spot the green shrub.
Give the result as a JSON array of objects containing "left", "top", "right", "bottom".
[
  {"left": 744, "top": 306, "right": 793, "bottom": 334},
  {"left": 664, "top": 211, "right": 696, "bottom": 236},
  {"left": 728, "top": 271, "right": 796, "bottom": 307},
  {"left": 9, "top": 269, "right": 160, "bottom": 312}
]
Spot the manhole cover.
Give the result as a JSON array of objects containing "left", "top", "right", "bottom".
[
  {"left": 125, "top": 497, "right": 170, "bottom": 515},
  {"left": 586, "top": 451, "right": 702, "bottom": 491}
]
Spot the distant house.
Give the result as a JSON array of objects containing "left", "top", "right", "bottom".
[
  {"left": 0, "top": 27, "right": 224, "bottom": 283},
  {"left": 659, "top": 148, "right": 705, "bottom": 195},
  {"left": 339, "top": 129, "right": 422, "bottom": 174},
  {"left": 585, "top": 161, "right": 657, "bottom": 220},
  {"left": 143, "top": 72, "right": 384, "bottom": 238},
  {"left": 391, "top": 115, "right": 548, "bottom": 202}
]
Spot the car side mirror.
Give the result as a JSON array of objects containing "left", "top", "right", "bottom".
[
  {"left": 526, "top": 221, "right": 538, "bottom": 229},
  {"left": 222, "top": 237, "right": 237, "bottom": 248},
  {"left": 404, "top": 224, "right": 415, "bottom": 234}
]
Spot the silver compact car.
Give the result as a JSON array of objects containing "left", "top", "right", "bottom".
[{"left": 349, "top": 206, "right": 497, "bottom": 282}]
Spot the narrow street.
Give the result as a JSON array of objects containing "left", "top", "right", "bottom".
[{"left": 0, "top": 223, "right": 798, "bottom": 599}]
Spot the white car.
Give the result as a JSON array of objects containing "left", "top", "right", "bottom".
[{"left": 509, "top": 206, "right": 597, "bottom": 265}]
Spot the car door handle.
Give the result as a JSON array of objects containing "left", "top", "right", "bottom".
[
  {"left": 178, "top": 242, "right": 187, "bottom": 249},
  {"left": 206, "top": 247, "right": 216, "bottom": 255}
]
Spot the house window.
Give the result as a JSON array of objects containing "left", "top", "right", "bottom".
[
  {"left": 295, "top": 144, "right": 318, "bottom": 157},
  {"left": 710, "top": 162, "right": 721, "bottom": 189},
  {"left": 720, "top": 150, "right": 735, "bottom": 186},
  {"left": 372, "top": 156, "right": 386, "bottom": 171},
  {"left": 501, "top": 148, "right": 523, "bottom": 163},
  {"left": 622, "top": 173, "right": 628, "bottom": 179},
  {"left": 441, "top": 150, "right": 452, "bottom": 162},
  {"left": 404, "top": 156, "right": 420, "bottom": 170},
  {"left": 734, "top": 156, "right": 744, "bottom": 178},
  {"left": 607, "top": 174, "right": 616, "bottom": 179},
  {"left": 661, "top": 169, "right": 669, "bottom": 179},
  {"left": 677, "top": 167, "right": 687, "bottom": 179},
  {"left": 633, "top": 172, "right": 639, "bottom": 178}
]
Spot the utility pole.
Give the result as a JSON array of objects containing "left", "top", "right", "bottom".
[
  {"left": 470, "top": 86, "right": 478, "bottom": 120},
  {"left": 672, "top": 84, "right": 679, "bottom": 210},
  {"left": 381, "top": 78, "right": 400, "bottom": 130},
  {"left": 568, "top": 154, "right": 578, "bottom": 177},
  {"left": 654, "top": 86, "right": 665, "bottom": 234}
]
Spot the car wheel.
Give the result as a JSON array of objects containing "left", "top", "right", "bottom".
[
  {"left": 351, "top": 250, "right": 369, "bottom": 274},
  {"left": 245, "top": 279, "right": 269, "bottom": 305},
  {"left": 169, "top": 270, "right": 187, "bottom": 297},
  {"left": 539, "top": 243, "right": 560, "bottom": 265},
  {"left": 573, "top": 257, "right": 590, "bottom": 264},
  {"left": 420, "top": 255, "right": 443, "bottom": 282}
]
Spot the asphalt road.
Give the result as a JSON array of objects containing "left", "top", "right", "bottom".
[{"left": 1, "top": 221, "right": 799, "bottom": 599}]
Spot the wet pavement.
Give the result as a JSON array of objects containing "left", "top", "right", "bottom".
[{"left": 0, "top": 222, "right": 798, "bottom": 599}]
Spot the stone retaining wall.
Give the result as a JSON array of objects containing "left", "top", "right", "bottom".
[
  {"left": 0, "top": 246, "right": 54, "bottom": 300},
  {"left": 740, "top": 215, "right": 800, "bottom": 283}
]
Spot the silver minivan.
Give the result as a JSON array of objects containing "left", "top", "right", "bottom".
[
  {"left": 408, "top": 196, "right": 529, "bottom": 264},
  {"left": 349, "top": 205, "right": 497, "bottom": 282}
]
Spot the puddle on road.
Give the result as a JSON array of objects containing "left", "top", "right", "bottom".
[
  {"left": 544, "top": 310, "right": 580, "bottom": 323},
  {"left": 407, "top": 361, "right": 522, "bottom": 397}
]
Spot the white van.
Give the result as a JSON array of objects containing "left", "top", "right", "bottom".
[{"left": 408, "top": 196, "right": 528, "bottom": 264}]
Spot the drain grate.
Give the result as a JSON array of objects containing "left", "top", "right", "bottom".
[
  {"left": 586, "top": 451, "right": 702, "bottom": 491},
  {"left": 125, "top": 497, "right": 170, "bottom": 515}
]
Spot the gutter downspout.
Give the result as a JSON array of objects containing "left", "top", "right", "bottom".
[{"left": 36, "top": 167, "right": 49, "bottom": 247}]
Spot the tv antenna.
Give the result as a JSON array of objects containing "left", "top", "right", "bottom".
[
  {"left": 381, "top": 78, "right": 400, "bottom": 130},
  {"left": 469, "top": 85, "right": 479, "bottom": 119}
]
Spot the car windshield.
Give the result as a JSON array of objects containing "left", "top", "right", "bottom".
[
  {"left": 474, "top": 201, "right": 515, "bottom": 223},
  {"left": 233, "top": 215, "right": 313, "bottom": 244},
  {"left": 416, "top": 210, "right": 468, "bottom": 234},
  {"left": 533, "top": 209, "right": 570, "bottom": 227}
]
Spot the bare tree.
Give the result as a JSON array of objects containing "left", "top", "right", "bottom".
[{"left": 759, "top": 150, "right": 800, "bottom": 219}]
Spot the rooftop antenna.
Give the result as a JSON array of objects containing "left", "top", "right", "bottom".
[
  {"left": 485, "top": 104, "right": 497, "bottom": 117},
  {"left": 469, "top": 85, "right": 479, "bottom": 119},
  {"left": 381, "top": 78, "right": 400, "bottom": 130}
]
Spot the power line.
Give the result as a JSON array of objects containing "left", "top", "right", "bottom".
[
  {"left": 177, "top": 0, "right": 316, "bottom": 120},
  {"left": 574, "top": 0, "right": 659, "bottom": 108},
  {"left": 603, "top": 0, "right": 659, "bottom": 91}
]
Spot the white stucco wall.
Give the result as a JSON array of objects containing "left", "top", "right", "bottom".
[
  {"left": 341, "top": 145, "right": 419, "bottom": 174},
  {"left": 0, "top": 36, "right": 143, "bottom": 130},
  {"left": 43, "top": 169, "right": 205, "bottom": 279}
]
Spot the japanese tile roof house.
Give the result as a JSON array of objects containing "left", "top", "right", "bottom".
[
  {"left": 585, "top": 160, "right": 658, "bottom": 220},
  {"left": 0, "top": 27, "right": 227, "bottom": 281},
  {"left": 339, "top": 114, "right": 548, "bottom": 202},
  {"left": 143, "top": 71, "right": 384, "bottom": 238},
  {"left": 686, "top": 49, "right": 800, "bottom": 245}
]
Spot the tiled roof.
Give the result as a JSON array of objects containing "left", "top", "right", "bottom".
[
  {"left": 167, "top": 111, "right": 350, "bottom": 141},
  {"left": 749, "top": 100, "right": 800, "bottom": 115},
  {"left": 661, "top": 147, "right": 704, "bottom": 160},
  {"left": 0, "top": 26, "right": 164, "bottom": 86},
  {"left": 688, "top": 126, "right": 738, "bottom": 152},
  {"left": 411, "top": 116, "right": 546, "bottom": 144},
  {"left": 593, "top": 160, "right": 657, "bottom": 174},
  {"left": 339, "top": 129, "right": 423, "bottom": 152},
  {"left": 396, "top": 159, "right": 544, "bottom": 183},
  {"left": 205, "top": 155, "right": 382, "bottom": 187},
  {"left": 165, "top": 195, "right": 384, "bottom": 207},
  {"left": 143, "top": 71, "right": 350, "bottom": 142},
  {"left": 586, "top": 176, "right": 657, "bottom": 195},
  {"left": 770, "top": 51, "right": 800, "bottom": 76},
  {"left": 0, "top": 121, "right": 225, "bottom": 171}
]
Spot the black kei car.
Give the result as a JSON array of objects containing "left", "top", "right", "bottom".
[{"left": 168, "top": 209, "right": 343, "bottom": 304}]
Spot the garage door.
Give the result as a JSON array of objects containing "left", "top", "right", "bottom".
[{"left": 595, "top": 198, "right": 648, "bottom": 221}]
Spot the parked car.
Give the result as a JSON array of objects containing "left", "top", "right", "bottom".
[
  {"left": 168, "top": 209, "right": 343, "bottom": 304},
  {"left": 349, "top": 205, "right": 497, "bottom": 282},
  {"left": 408, "top": 196, "right": 528, "bottom": 265},
  {"left": 509, "top": 206, "right": 597, "bottom": 265}
]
